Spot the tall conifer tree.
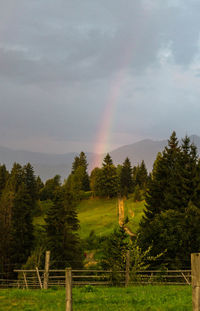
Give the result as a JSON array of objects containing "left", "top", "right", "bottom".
[
  {"left": 120, "top": 157, "right": 133, "bottom": 197},
  {"left": 138, "top": 132, "right": 200, "bottom": 268},
  {"left": 45, "top": 188, "right": 83, "bottom": 268}
]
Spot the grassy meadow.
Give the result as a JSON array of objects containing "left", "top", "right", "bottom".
[
  {"left": 33, "top": 197, "right": 145, "bottom": 239},
  {"left": 77, "top": 196, "right": 145, "bottom": 239},
  {"left": 0, "top": 286, "right": 192, "bottom": 311}
]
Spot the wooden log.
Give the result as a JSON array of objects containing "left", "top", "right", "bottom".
[
  {"left": 23, "top": 272, "right": 28, "bottom": 289},
  {"left": 191, "top": 253, "right": 200, "bottom": 311},
  {"left": 65, "top": 268, "right": 72, "bottom": 311},
  {"left": 36, "top": 267, "right": 43, "bottom": 289},
  {"left": 43, "top": 251, "right": 50, "bottom": 289}
]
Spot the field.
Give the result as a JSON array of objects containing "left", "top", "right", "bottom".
[
  {"left": 33, "top": 197, "right": 145, "bottom": 240},
  {"left": 77, "top": 197, "right": 145, "bottom": 239},
  {"left": 0, "top": 286, "right": 192, "bottom": 311}
]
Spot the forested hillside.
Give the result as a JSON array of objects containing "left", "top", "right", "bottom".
[{"left": 1, "top": 132, "right": 200, "bottom": 280}]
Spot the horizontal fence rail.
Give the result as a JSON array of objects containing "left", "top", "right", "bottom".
[{"left": 0, "top": 269, "right": 192, "bottom": 289}]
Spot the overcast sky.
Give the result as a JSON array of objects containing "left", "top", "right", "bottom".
[{"left": 1, "top": 0, "right": 200, "bottom": 154}]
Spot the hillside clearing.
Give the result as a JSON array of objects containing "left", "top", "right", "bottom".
[{"left": 77, "top": 197, "right": 145, "bottom": 239}]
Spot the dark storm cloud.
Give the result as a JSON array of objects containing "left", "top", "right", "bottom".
[{"left": 0, "top": 0, "right": 200, "bottom": 152}]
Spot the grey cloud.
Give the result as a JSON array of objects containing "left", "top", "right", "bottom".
[
  {"left": 1, "top": 0, "right": 200, "bottom": 153},
  {"left": 1, "top": 0, "right": 200, "bottom": 86}
]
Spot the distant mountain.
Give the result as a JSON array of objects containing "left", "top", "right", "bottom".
[
  {"left": 0, "top": 135, "right": 199, "bottom": 181},
  {"left": 110, "top": 139, "right": 167, "bottom": 170},
  {"left": 110, "top": 135, "right": 200, "bottom": 171},
  {"left": 0, "top": 145, "right": 95, "bottom": 181}
]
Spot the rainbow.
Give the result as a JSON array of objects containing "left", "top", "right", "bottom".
[
  {"left": 92, "top": 7, "right": 153, "bottom": 169},
  {"left": 92, "top": 68, "right": 127, "bottom": 168}
]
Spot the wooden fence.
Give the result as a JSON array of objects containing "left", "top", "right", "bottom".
[{"left": 0, "top": 269, "right": 192, "bottom": 289}]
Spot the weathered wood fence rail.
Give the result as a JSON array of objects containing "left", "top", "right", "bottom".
[{"left": 0, "top": 269, "right": 192, "bottom": 288}]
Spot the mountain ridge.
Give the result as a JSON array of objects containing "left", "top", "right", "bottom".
[{"left": 0, "top": 135, "right": 199, "bottom": 181}]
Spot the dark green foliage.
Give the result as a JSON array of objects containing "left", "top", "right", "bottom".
[
  {"left": 133, "top": 185, "right": 142, "bottom": 202},
  {"left": 89, "top": 167, "right": 102, "bottom": 196},
  {"left": 103, "top": 153, "right": 113, "bottom": 166},
  {"left": 133, "top": 160, "right": 148, "bottom": 191},
  {"left": 138, "top": 132, "right": 200, "bottom": 268},
  {"left": 0, "top": 163, "right": 39, "bottom": 275},
  {"left": 40, "top": 175, "right": 61, "bottom": 201},
  {"left": 45, "top": 187, "right": 83, "bottom": 268},
  {"left": 0, "top": 164, "right": 9, "bottom": 197},
  {"left": 120, "top": 157, "right": 133, "bottom": 197},
  {"left": 23, "top": 163, "right": 37, "bottom": 201},
  {"left": 95, "top": 154, "right": 119, "bottom": 198},
  {"left": 8, "top": 163, "right": 24, "bottom": 192},
  {"left": 0, "top": 189, "right": 14, "bottom": 275},
  {"left": 101, "top": 226, "right": 130, "bottom": 271},
  {"left": 70, "top": 152, "right": 90, "bottom": 191},
  {"left": 10, "top": 183, "right": 34, "bottom": 268},
  {"left": 85, "top": 230, "right": 99, "bottom": 250}
]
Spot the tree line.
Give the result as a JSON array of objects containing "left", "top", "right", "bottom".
[{"left": 65, "top": 151, "right": 149, "bottom": 200}]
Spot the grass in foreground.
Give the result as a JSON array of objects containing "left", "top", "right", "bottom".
[{"left": 0, "top": 286, "right": 192, "bottom": 311}]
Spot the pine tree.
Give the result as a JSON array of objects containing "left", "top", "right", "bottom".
[
  {"left": 8, "top": 163, "right": 24, "bottom": 192},
  {"left": 138, "top": 132, "right": 200, "bottom": 268},
  {"left": 23, "top": 163, "right": 37, "bottom": 202},
  {"left": 45, "top": 188, "right": 83, "bottom": 268},
  {"left": 103, "top": 153, "right": 113, "bottom": 166},
  {"left": 97, "top": 154, "right": 119, "bottom": 198},
  {"left": 0, "top": 164, "right": 9, "bottom": 198},
  {"left": 40, "top": 175, "right": 61, "bottom": 201},
  {"left": 143, "top": 131, "right": 181, "bottom": 222},
  {"left": 90, "top": 167, "right": 102, "bottom": 197},
  {"left": 101, "top": 226, "right": 130, "bottom": 275},
  {"left": 120, "top": 157, "right": 133, "bottom": 197},
  {"left": 0, "top": 188, "right": 14, "bottom": 275},
  {"left": 10, "top": 183, "right": 34, "bottom": 268},
  {"left": 70, "top": 152, "right": 90, "bottom": 191},
  {"left": 132, "top": 161, "right": 148, "bottom": 190}
]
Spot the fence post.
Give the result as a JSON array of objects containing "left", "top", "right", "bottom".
[
  {"left": 125, "top": 250, "right": 130, "bottom": 287},
  {"left": 65, "top": 268, "right": 72, "bottom": 311},
  {"left": 191, "top": 253, "right": 200, "bottom": 311},
  {"left": 43, "top": 251, "right": 50, "bottom": 289}
]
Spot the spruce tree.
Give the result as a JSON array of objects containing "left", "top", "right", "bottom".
[
  {"left": 120, "top": 157, "right": 133, "bottom": 197},
  {"left": 0, "top": 188, "right": 14, "bottom": 275},
  {"left": 45, "top": 188, "right": 83, "bottom": 268},
  {"left": 23, "top": 163, "right": 37, "bottom": 202},
  {"left": 90, "top": 167, "right": 102, "bottom": 196},
  {"left": 0, "top": 164, "right": 9, "bottom": 198},
  {"left": 70, "top": 152, "right": 90, "bottom": 191},
  {"left": 101, "top": 226, "right": 130, "bottom": 274},
  {"left": 10, "top": 183, "right": 34, "bottom": 268},
  {"left": 8, "top": 163, "right": 24, "bottom": 192},
  {"left": 40, "top": 175, "right": 61, "bottom": 201},
  {"left": 138, "top": 132, "right": 200, "bottom": 268},
  {"left": 97, "top": 154, "right": 119, "bottom": 198}
]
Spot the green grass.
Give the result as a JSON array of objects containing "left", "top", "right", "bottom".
[
  {"left": 77, "top": 198, "right": 119, "bottom": 239},
  {"left": 0, "top": 286, "right": 192, "bottom": 311},
  {"left": 33, "top": 197, "right": 145, "bottom": 239},
  {"left": 77, "top": 197, "right": 145, "bottom": 239}
]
